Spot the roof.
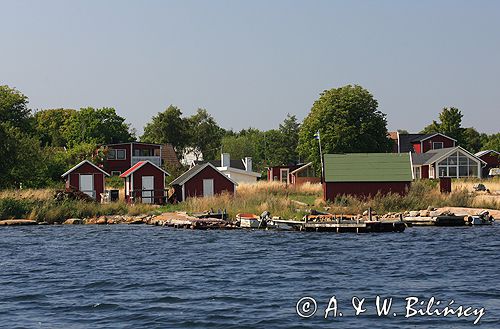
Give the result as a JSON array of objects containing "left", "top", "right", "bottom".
[
  {"left": 475, "top": 150, "right": 500, "bottom": 158},
  {"left": 171, "top": 162, "right": 238, "bottom": 186},
  {"left": 161, "top": 143, "right": 180, "bottom": 167},
  {"left": 412, "top": 146, "right": 487, "bottom": 166},
  {"left": 119, "top": 160, "right": 170, "bottom": 178},
  {"left": 290, "top": 162, "right": 313, "bottom": 175},
  {"left": 61, "top": 160, "right": 110, "bottom": 178},
  {"left": 397, "top": 133, "right": 456, "bottom": 152},
  {"left": 195, "top": 159, "right": 246, "bottom": 171},
  {"left": 102, "top": 141, "right": 162, "bottom": 147},
  {"left": 324, "top": 153, "right": 413, "bottom": 183}
]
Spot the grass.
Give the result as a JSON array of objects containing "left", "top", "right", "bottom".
[{"left": 1, "top": 179, "right": 498, "bottom": 222}]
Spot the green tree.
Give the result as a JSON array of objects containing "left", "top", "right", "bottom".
[
  {"left": 141, "top": 105, "right": 190, "bottom": 155},
  {"left": 65, "top": 107, "right": 134, "bottom": 146},
  {"left": 482, "top": 133, "right": 500, "bottom": 151},
  {"left": 298, "top": 85, "right": 392, "bottom": 173},
  {"left": 462, "top": 127, "right": 483, "bottom": 153},
  {"left": 421, "top": 107, "right": 464, "bottom": 142},
  {"left": 221, "top": 128, "right": 266, "bottom": 171},
  {"left": 278, "top": 114, "right": 300, "bottom": 164},
  {"left": 0, "top": 85, "right": 32, "bottom": 133},
  {"left": 187, "top": 108, "right": 224, "bottom": 160},
  {"left": 34, "top": 108, "right": 76, "bottom": 147}
]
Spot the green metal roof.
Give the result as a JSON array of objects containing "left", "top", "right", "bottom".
[{"left": 324, "top": 153, "right": 412, "bottom": 182}]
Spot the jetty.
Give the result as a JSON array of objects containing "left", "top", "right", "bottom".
[{"left": 271, "top": 218, "right": 405, "bottom": 233}]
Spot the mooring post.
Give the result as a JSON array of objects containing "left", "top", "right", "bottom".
[{"left": 368, "top": 207, "right": 372, "bottom": 221}]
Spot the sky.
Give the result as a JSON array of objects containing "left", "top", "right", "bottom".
[{"left": 1, "top": 0, "right": 499, "bottom": 135}]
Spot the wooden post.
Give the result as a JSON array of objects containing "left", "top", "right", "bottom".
[{"left": 368, "top": 207, "right": 372, "bottom": 221}]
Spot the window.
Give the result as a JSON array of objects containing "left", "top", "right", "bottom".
[
  {"left": 436, "top": 151, "right": 480, "bottom": 178},
  {"left": 107, "top": 149, "right": 116, "bottom": 160},
  {"left": 433, "top": 142, "right": 444, "bottom": 149},
  {"left": 108, "top": 149, "right": 126, "bottom": 160},
  {"left": 116, "top": 149, "right": 126, "bottom": 160},
  {"left": 111, "top": 171, "right": 121, "bottom": 176}
]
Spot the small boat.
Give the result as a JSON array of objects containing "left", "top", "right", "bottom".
[
  {"left": 467, "top": 215, "right": 494, "bottom": 226},
  {"left": 237, "top": 213, "right": 261, "bottom": 228}
]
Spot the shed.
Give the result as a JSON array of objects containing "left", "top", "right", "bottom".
[
  {"left": 289, "top": 162, "right": 320, "bottom": 185},
  {"left": 323, "top": 153, "right": 413, "bottom": 200},
  {"left": 475, "top": 150, "right": 499, "bottom": 177},
  {"left": 120, "top": 160, "right": 170, "bottom": 204},
  {"left": 170, "top": 162, "right": 237, "bottom": 202},
  {"left": 61, "top": 160, "right": 110, "bottom": 202}
]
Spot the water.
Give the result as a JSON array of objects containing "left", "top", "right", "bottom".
[{"left": 1, "top": 225, "right": 498, "bottom": 328}]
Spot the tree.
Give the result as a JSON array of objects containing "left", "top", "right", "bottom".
[
  {"left": 221, "top": 128, "right": 266, "bottom": 171},
  {"left": 462, "top": 127, "right": 483, "bottom": 153},
  {"left": 421, "top": 107, "right": 464, "bottom": 142},
  {"left": 65, "top": 107, "right": 134, "bottom": 146},
  {"left": 278, "top": 114, "right": 300, "bottom": 164},
  {"left": 0, "top": 85, "right": 32, "bottom": 133},
  {"left": 298, "top": 85, "right": 392, "bottom": 173},
  {"left": 141, "top": 105, "right": 190, "bottom": 155},
  {"left": 482, "top": 133, "right": 500, "bottom": 151},
  {"left": 186, "top": 108, "right": 224, "bottom": 160},
  {"left": 34, "top": 108, "right": 76, "bottom": 147}
]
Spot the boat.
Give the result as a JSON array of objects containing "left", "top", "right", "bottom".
[
  {"left": 467, "top": 215, "right": 494, "bottom": 226},
  {"left": 236, "top": 213, "right": 261, "bottom": 228}
]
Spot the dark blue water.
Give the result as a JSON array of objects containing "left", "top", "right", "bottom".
[{"left": 1, "top": 225, "right": 498, "bottom": 328}]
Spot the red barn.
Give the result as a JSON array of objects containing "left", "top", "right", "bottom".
[
  {"left": 120, "top": 160, "right": 170, "bottom": 204},
  {"left": 394, "top": 133, "right": 456, "bottom": 153},
  {"left": 61, "top": 160, "right": 110, "bottom": 202},
  {"left": 475, "top": 150, "right": 500, "bottom": 177},
  {"left": 170, "top": 163, "right": 237, "bottom": 202},
  {"left": 323, "top": 153, "right": 413, "bottom": 200}
]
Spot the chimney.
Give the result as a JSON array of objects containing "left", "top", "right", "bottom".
[
  {"left": 221, "top": 153, "right": 230, "bottom": 167},
  {"left": 244, "top": 157, "right": 252, "bottom": 172}
]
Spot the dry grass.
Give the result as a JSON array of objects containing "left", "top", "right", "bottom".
[
  {"left": 453, "top": 177, "right": 500, "bottom": 193},
  {"left": 0, "top": 188, "right": 55, "bottom": 201}
]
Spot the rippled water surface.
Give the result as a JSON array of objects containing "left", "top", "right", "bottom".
[{"left": 1, "top": 225, "right": 499, "bottom": 328}]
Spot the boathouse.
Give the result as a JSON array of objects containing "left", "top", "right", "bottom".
[
  {"left": 61, "top": 160, "right": 110, "bottom": 202},
  {"left": 323, "top": 153, "right": 413, "bottom": 200},
  {"left": 170, "top": 162, "right": 237, "bottom": 202},
  {"left": 120, "top": 160, "right": 170, "bottom": 204}
]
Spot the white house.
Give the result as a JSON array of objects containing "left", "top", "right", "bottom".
[{"left": 191, "top": 153, "right": 261, "bottom": 184}]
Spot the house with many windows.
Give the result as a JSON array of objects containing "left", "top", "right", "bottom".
[
  {"left": 411, "top": 146, "right": 486, "bottom": 179},
  {"left": 102, "top": 142, "right": 179, "bottom": 176},
  {"left": 389, "top": 132, "right": 485, "bottom": 179}
]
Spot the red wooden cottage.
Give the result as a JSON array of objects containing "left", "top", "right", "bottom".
[
  {"left": 475, "top": 150, "right": 500, "bottom": 177},
  {"left": 393, "top": 132, "right": 456, "bottom": 154},
  {"left": 323, "top": 153, "right": 413, "bottom": 200},
  {"left": 120, "top": 160, "right": 170, "bottom": 204},
  {"left": 61, "top": 160, "right": 110, "bottom": 202},
  {"left": 170, "top": 162, "right": 237, "bottom": 202}
]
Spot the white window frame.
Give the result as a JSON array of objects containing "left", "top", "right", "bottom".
[
  {"left": 116, "top": 149, "right": 126, "bottom": 160},
  {"left": 107, "top": 149, "right": 116, "bottom": 160},
  {"left": 433, "top": 142, "right": 444, "bottom": 150},
  {"left": 111, "top": 171, "right": 121, "bottom": 176}
]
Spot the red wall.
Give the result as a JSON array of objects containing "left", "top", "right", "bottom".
[
  {"left": 323, "top": 181, "right": 411, "bottom": 201},
  {"left": 421, "top": 165, "right": 429, "bottom": 178},
  {"left": 65, "top": 162, "right": 105, "bottom": 202},
  {"left": 480, "top": 152, "right": 500, "bottom": 177},
  {"left": 412, "top": 143, "right": 422, "bottom": 153},
  {"left": 130, "top": 162, "right": 165, "bottom": 204},
  {"left": 182, "top": 166, "right": 235, "bottom": 200},
  {"left": 421, "top": 135, "right": 455, "bottom": 153},
  {"left": 103, "top": 143, "right": 161, "bottom": 174}
]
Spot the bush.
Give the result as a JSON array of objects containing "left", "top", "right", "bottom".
[{"left": 0, "top": 198, "right": 34, "bottom": 219}]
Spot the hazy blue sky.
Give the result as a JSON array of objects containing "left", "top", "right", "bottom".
[{"left": 1, "top": 0, "right": 499, "bottom": 134}]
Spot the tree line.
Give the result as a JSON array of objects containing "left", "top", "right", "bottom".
[{"left": 1, "top": 84, "right": 498, "bottom": 189}]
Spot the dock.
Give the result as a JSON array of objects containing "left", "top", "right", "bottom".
[
  {"left": 271, "top": 219, "right": 406, "bottom": 233},
  {"left": 403, "top": 215, "right": 466, "bottom": 226}
]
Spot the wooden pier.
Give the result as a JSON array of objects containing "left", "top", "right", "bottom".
[
  {"left": 403, "top": 215, "right": 466, "bottom": 226},
  {"left": 271, "top": 219, "right": 406, "bottom": 233}
]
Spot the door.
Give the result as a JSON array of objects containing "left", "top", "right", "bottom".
[
  {"left": 203, "top": 179, "right": 214, "bottom": 197},
  {"left": 280, "top": 169, "right": 289, "bottom": 184},
  {"left": 79, "top": 174, "right": 94, "bottom": 199},
  {"left": 142, "top": 176, "right": 154, "bottom": 204}
]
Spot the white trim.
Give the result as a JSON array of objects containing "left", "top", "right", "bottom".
[
  {"left": 409, "top": 151, "right": 414, "bottom": 180},
  {"left": 397, "top": 131, "right": 400, "bottom": 153},
  {"left": 279, "top": 168, "right": 290, "bottom": 184},
  {"left": 111, "top": 170, "right": 121, "bottom": 176},
  {"left": 430, "top": 146, "right": 487, "bottom": 166},
  {"left": 120, "top": 160, "right": 170, "bottom": 177},
  {"left": 130, "top": 144, "right": 133, "bottom": 167},
  {"left": 432, "top": 142, "right": 444, "bottom": 150},
  {"left": 475, "top": 150, "right": 500, "bottom": 158},
  {"left": 217, "top": 166, "right": 261, "bottom": 177},
  {"left": 419, "top": 133, "right": 457, "bottom": 143},
  {"left": 182, "top": 184, "right": 185, "bottom": 201},
  {"left": 61, "top": 160, "right": 110, "bottom": 178},
  {"left": 290, "top": 162, "right": 313, "bottom": 175},
  {"left": 171, "top": 162, "right": 238, "bottom": 186}
]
